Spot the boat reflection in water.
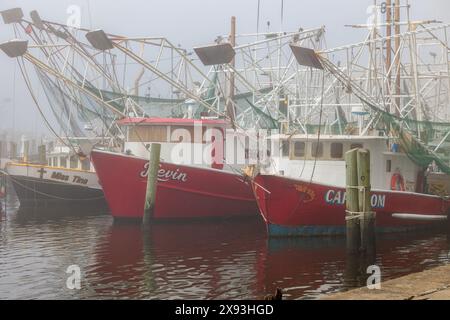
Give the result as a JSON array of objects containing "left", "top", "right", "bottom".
[
  {"left": 85, "top": 217, "right": 450, "bottom": 300},
  {"left": 85, "top": 218, "right": 267, "bottom": 299}
]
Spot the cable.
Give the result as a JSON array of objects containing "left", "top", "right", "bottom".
[
  {"left": 17, "top": 58, "right": 80, "bottom": 155},
  {"left": 309, "top": 68, "right": 325, "bottom": 183}
]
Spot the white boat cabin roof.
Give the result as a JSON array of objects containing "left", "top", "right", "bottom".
[
  {"left": 268, "top": 134, "right": 388, "bottom": 142},
  {"left": 117, "top": 117, "right": 230, "bottom": 128}
]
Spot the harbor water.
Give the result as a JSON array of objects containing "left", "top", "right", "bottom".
[{"left": 1, "top": 190, "right": 450, "bottom": 300}]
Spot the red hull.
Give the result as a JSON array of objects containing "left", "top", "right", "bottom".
[
  {"left": 90, "top": 150, "right": 258, "bottom": 219},
  {"left": 253, "top": 174, "right": 450, "bottom": 236}
]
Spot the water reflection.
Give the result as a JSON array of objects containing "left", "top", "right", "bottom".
[
  {"left": 1, "top": 195, "right": 450, "bottom": 300},
  {"left": 86, "top": 219, "right": 266, "bottom": 299}
]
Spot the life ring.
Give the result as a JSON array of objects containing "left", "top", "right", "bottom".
[{"left": 391, "top": 173, "right": 406, "bottom": 191}]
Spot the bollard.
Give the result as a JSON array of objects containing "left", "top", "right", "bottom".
[
  {"left": 143, "top": 143, "right": 161, "bottom": 225},
  {"left": 357, "top": 149, "right": 375, "bottom": 254},
  {"left": 345, "top": 149, "right": 360, "bottom": 254}
]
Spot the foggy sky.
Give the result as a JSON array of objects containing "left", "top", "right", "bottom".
[{"left": 1, "top": 0, "right": 450, "bottom": 137}]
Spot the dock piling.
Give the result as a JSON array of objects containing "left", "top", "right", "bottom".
[
  {"left": 10, "top": 142, "right": 17, "bottom": 159},
  {"left": 357, "top": 149, "right": 375, "bottom": 254},
  {"left": 345, "top": 148, "right": 375, "bottom": 254},
  {"left": 23, "top": 141, "right": 29, "bottom": 163},
  {"left": 38, "top": 145, "right": 46, "bottom": 165},
  {"left": 345, "top": 149, "right": 360, "bottom": 254},
  {"left": 143, "top": 143, "right": 161, "bottom": 225}
]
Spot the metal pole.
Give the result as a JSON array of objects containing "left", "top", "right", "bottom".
[
  {"left": 386, "top": 0, "right": 392, "bottom": 101},
  {"left": 227, "top": 16, "right": 237, "bottom": 125},
  {"left": 394, "top": 0, "right": 401, "bottom": 115}
]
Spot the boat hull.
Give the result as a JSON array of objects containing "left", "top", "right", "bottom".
[
  {"left": 5, "top": 163, "right": 109, "bottom": 214},
  {"left": 253, "top": 174, "right": 450, "bottom": 237},
  {"left": 90, "top": 150, "right": 258, "bottom": 220},
  {"left": 8, "top": 175, "right": 108, "bottom": 213}
]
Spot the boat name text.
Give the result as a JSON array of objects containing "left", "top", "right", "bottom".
[
  {"left": 140, "top": 162, "right": 188, "bottom": 182},
  {"left": 325, "top": 189, "right": 385, "bottom": 208},
  {"left": 50, "top": 172, "right": 88, "bottom": 185}
]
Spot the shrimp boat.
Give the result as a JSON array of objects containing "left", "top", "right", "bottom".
[
  {"left": 252, "top": 134, "right": 450, "bottom": 237},
  {"left": 250, "top": 2, "right": 450, "bottom": 236},
  {"left": 4, "top": 138, "right": 109, "bottom": 213},
  {"left": 91, "top": 117, "right": 258, "bottom": 220},
  {"left": 0, "top": 8, "right": 326, "bottom": 220}
]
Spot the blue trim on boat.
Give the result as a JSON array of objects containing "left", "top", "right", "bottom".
[{"left": 267, "top": 223, "right": 440, "bottom": 237}]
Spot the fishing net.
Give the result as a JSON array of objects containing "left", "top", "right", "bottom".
[{"left": 319, "top": 55, "right": 450, "bottom": 175}]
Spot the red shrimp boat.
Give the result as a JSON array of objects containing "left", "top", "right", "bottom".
[
  {"left": 90, "top": 117, "right": 258, "bottom": 220},
  {"left": 251, "top": 134, "right": 450, "bottom": 237},
  {"left": 91, "top": 150, "right": 257, "bottom": 219},
  {"left": 253, "top": 174, "right": 450, "bottom": 237}
]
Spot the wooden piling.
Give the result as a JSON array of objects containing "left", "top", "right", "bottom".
[
  {"left": 23, "top": 141, "right": 29, "bottom": 163},
  {"left": 143, "top": 143, "right": 161, "bottom": 225},
  {"left": 345, "top": 149, "right": 360, "bottom": 254},
  {"left": 38, "top": 145, "right": 46, "bottom": 165},
  {"left": 10, "top": 142, "right": 17, "bottom": 159},
  {"left": 357, "top": 149, "right": 375, "bottom": 254}
]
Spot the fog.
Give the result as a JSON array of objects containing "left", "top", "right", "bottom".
[{"left": 1, "top": 0, "right": 450, "bottom": 137}]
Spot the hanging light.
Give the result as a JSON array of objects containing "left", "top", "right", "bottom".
[
  {"left": 85, "top": 30, "right": 114, "bottom": 51},
  {"left": 0, "top": 39, "right": 28, "bottom": 58},
  {"left": 0, "top": 8, "right": 23, "bottom": 24},
  {"left": 289, "top": 44, "right": 323, "bottom": 70},
  {"left": 193, "top": 43, "right": 235, "bottom": 66}
]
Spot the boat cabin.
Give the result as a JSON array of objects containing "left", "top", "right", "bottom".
[
  {"left": 119, "top": 117, "right": 260, "bottom": 171},
  {"left": 47, "top": 145, "right": 92, "bottom": 171},
  {"left": 45, "top": 137, "right": 107, "bottom": 172},
  {"left": 120, "top": 118, "right": 221, "bottom": 169},
  {"left": 265, "top": 134, "right": 422, "bottom": 192}
]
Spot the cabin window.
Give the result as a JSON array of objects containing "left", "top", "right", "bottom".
[
  {"left": 70, "top": 156, "right": 78, "bottom": 169},
  {"left": 386, "top": 160, "right": 392, "bottom": 173},
  {"left": 129, "top": 126, "right": 169, "bottom": 143},
  {"left": 281, "top": 140, "right": 290, "bottom": 157},
  {"left": 60, "top": 157, "right": 67, "bottom": 168},
  {"left": 331, "top": 143, "right": 344, "bottom": 159},
  {"left": 53, "top": 157, "right": 58, "bottom": 167},
  {"left": 81, "top": 158, "right": 90, "bottom": 171},
  {"left": 350, "top": 143, "right": 363, "bottom": 150},
  {"left": 293, "top": 141, "right": 306, "bottom": 157},
  {"left": 311, "top": 142, "right": 323, "bottom": 158}
]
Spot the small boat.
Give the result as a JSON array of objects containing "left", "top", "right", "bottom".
[
  {"left": 251, "top": 134, "right": 450, "bottom": 237},
  {"left": 4, "top": 138, "right": 109, "bottom": 214},
  {"left": 90, "top": 117, "right": 258, "bottom": 220}
]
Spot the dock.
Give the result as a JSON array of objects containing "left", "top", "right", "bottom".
[{"left": 324, "top": 264, "right": 450, "bottom": 300}]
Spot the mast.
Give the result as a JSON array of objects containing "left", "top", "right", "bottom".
[
  {"left": 227, "top": 16, "right": 237, "bottom": 125},
  {"left": 394, "top": 0, "right": 401, "bottom": 115},
  {"left": 386, "top": 0, "right": 392, "bottom": 102},
  {"left": 230, "top": 16, "right": 236, "bottom": 101}
]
